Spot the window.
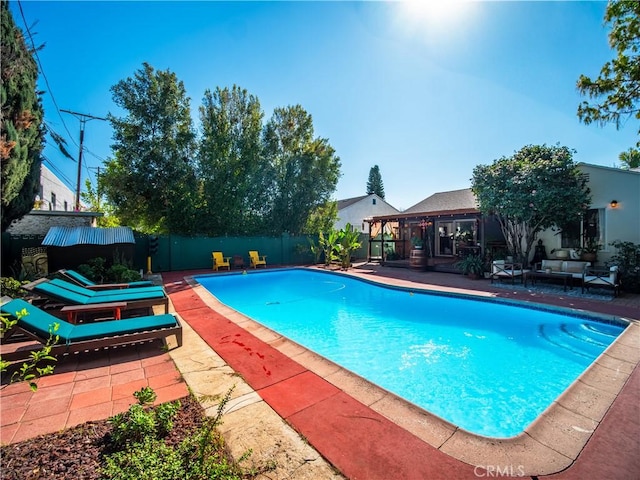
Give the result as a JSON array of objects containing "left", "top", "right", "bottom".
[
  {"left": 50, "top": 193, "right": 56, "bottom": 211},
  {"left": 561, "top": 208, "right": 604, "bottom": 249},
  {"left": 64, "top": 201, "right": 68, "bottom": 211},
  {"left": 436, "top": 220, "right": 477, "bottom": 256},
  {"left": 372, "top": 198, "right": 377, "bottom": 205}
]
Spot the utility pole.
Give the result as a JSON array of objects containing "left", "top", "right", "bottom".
[{"left": 61, "top": 109, "right": 107, "bottom": 210}]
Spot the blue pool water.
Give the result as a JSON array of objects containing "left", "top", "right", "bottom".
[{"left": 195, "top": 269, "right": 626, "bottom": 438}]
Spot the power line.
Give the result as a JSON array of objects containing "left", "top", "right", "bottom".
[
  {"left": 60, "top": 109, "right": 107, "bottom": 210},
  {"left": 16, "top": 0, "right": 77, "bottom": 148},
  {"left": 42, "top": 157, "right": 74, "bottom": 189}
]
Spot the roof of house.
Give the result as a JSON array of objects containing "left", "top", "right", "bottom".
[
  {"left": 337, "top": 195, "right": 370, "bottom": 210},
  {"left": 404, "top": 188, "right": 478, "bottom": 214},
  {"left": 42, "top": 226, "right": 135, "bottom": 247}
]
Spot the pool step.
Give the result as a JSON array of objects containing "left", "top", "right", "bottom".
[{"left": 539, "top": 322, "right": 615, "bottom": 359}]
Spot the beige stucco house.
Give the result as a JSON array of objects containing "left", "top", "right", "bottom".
[{"left": 536, "top": 163, "right": 640, "bottom": 265}]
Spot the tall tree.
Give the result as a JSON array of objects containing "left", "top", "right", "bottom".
[
  {"left": 472, "top": 144, "right": 591, "bottom": 264},
  {"left": 198, "top": 85, "right": 267, "bottom": 235},
  {"left": 102, "top": 63, "right": 197, "bottom": 234},
  {"left": 1, "top": 0, "right": 44, "bottom": 232},
  {"left": 263, "top": 105, "right": 341, "bottom": 235},
  {"left": 577, "top": 0, "right": 640, "bottom": 153},
  {"left": 366, "top": 165, "right": 385, "bottom": 198}
]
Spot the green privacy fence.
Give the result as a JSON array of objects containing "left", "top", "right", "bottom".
[
  {"left": 2, "top": 232, "right": 369, "bottom": 275},
  {"left": 137, "top": 233, "right": 369, "bottom": 272}
]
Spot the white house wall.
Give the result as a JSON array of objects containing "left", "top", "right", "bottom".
[
  {"left": 336, "top": 195, "right": 399, "bottom": 233},
  {"left": 536, "top": 164, "right": 640, "bottom": 264},
  {"left": 38, "top": 164, "right": 76, "bottom": 211}
]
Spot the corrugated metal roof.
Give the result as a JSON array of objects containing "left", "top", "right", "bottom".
[{"left": 42, "top": 226, "right": 135, "bottom": 247}]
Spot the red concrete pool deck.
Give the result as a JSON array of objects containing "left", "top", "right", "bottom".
[
  {"left": 0, "top": 341, "right": 189, "bottom": 445},
  {"left": 1, "top": 265, "right": 638, "bottom": 479},
  {"left": 163, "top": 266, "right": 640, "bottom": 480}
]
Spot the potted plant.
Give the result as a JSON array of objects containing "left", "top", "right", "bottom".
[
  {"left": 455, "top": 254, "right": 485, "bottom": 279},
  {"left": 410, "top": 235, "right": 423, "bottom": 250},
  {"left": 579, "top": 237, "right": 602, "bottom": 263}
]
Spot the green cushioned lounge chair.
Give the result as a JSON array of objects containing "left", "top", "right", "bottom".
[
  {"left": 23, "top": 278, "right": 169, "bottom": 314},
  {"left": 0, "top": 298, "right": 182, "bottom": 362},
  {"left": 57, "top": 269, "right": 154, "bottom": 289}
]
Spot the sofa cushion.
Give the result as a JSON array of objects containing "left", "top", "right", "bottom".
[
  {"left": 564, "top": 261, "right": 590, "bottom": 273},
  {"left": 541, "top": 260, "right": 563, "bottom": 271}
]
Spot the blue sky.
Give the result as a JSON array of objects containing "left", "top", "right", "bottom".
[{"left": 13, "top": 1, "right": 635, "bottom": 211}]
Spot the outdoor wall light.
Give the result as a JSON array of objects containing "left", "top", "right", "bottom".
[{"left": 610, "top": 200, "right": 619, "bottom": 208}]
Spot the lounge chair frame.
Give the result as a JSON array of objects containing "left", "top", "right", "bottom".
[
  {"left": 1, "top": 298, "right": 182, "bottom": 362},
  {"left": 57, "top": 269, "right": 154, "bottom": 289},
  {"left": 22, "top": 278, "right": 169, "bottom": 314}
]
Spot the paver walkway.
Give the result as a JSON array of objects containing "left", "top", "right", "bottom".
[{"left": 0, "top": 340, "right": 188, "bottom": 445}]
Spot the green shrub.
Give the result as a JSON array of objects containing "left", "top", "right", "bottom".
[
  {"left": 0, "top": 277, "right": 29, "bottom": 298},
  {"left": 109, "top": 390, "right": 180, "bottom": 448},
  {"left": 609, "top": 240, "right": 640, "bottom": 293},
  {"left": 133, "top": 386, "right": 156, "bottom": 404},
  {"left": 0, "top": 308, "right": 59, "bottom": 391},
  {"left": 102, "top": 437, "right": 185, "bottom": 480},
  {"left": 103, "top": 387, "right": 250, "bottom": 480},
  {"left": 107, "top": 264, "right": 143, "bottom": 283}
]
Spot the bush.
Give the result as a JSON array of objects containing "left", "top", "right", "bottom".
[
  {"left": 109, "top": 390, "right": 180, "bottom": 448},
  {"left": 107, "top": 264, "right": 143, "bottom": 283},
  {"left": 102, "top": 437, "right": 185, "bottom": 480},
  {"left": 0, "top": 276, "right": 29, "bottom": 298},
  {"left": 103, "top": 386, "right": 250, "bottom": 480},
  {"left": 77, "top": 256, "right": 142, "bottom": 285},
  {"left": 609, "top": 240, "right": 640, "bottom": 293}
]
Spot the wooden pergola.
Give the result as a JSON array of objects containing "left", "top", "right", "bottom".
[{"left": 365, "top": 208, "right": 502, "bottom": 270}]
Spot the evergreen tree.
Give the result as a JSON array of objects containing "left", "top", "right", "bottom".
[
  {"left": 366, "top": 165, "right": 385, "bottom": 199},
  {"left": 1, "top": 0, "right": 45, "bottom": 232}
]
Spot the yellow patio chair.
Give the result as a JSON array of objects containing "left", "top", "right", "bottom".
[
  {"left": 212, "top": 252, "right": 231, "bottom": 271},
  {"left": 249, "top": 250, "right": 267, "bottom": 268}
]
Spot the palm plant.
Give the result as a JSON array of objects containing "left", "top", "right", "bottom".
[{"left": 336, "top": 223, "right": 362, "bottom": 270}]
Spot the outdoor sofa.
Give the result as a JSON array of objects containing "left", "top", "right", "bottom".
[{"left": 535, "top": 259, "right": 591, "bottom": 279}]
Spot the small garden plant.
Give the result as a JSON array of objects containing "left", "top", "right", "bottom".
[
  {"left": 103, "top": 386, "right": 261, "bottom": 480},
  {"left": 0, "top": 308, "right": 59, "bottom": 391}
]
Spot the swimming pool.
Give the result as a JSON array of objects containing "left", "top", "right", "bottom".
[{"left": 195, "top": 268, "right": 627, "bottom": 438}]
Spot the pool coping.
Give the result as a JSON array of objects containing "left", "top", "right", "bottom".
[{"left": 186, "top": 268, "right": 640, "bottom": 476}]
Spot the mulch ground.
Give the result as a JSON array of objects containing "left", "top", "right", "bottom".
[{"left": 0, "top": 395, "right": 205, "bottom": 480}]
